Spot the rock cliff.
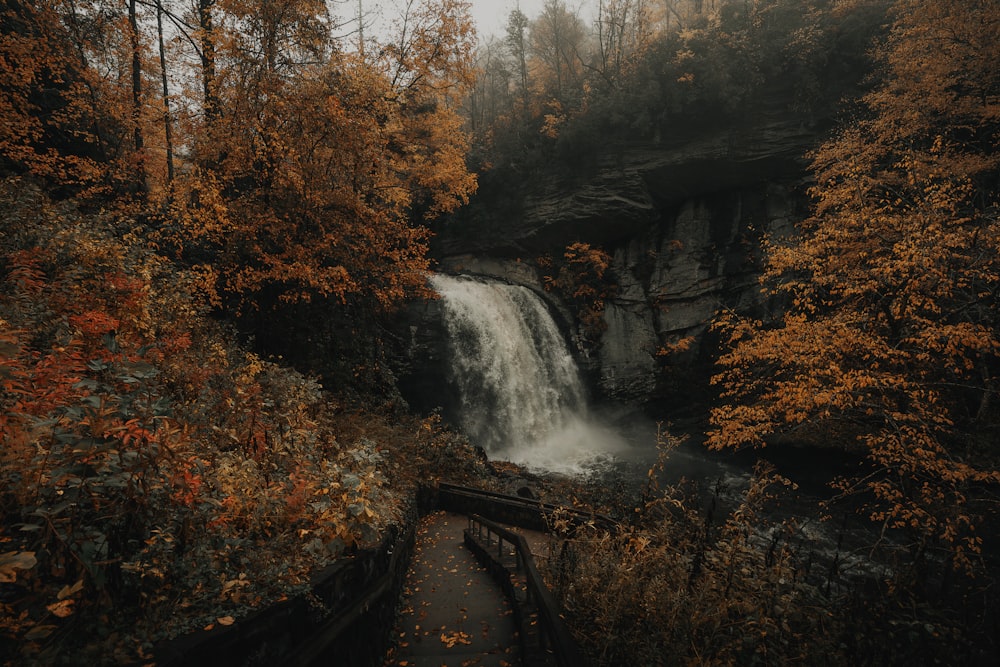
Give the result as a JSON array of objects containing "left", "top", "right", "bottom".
[{"left": 401, "top": 106, "right": 820, "bottom": 413}]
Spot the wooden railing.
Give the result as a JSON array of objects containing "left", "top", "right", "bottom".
[
  {"left": 155, "top": 482, "right": 602, "bottom": 666},
  {"left": 436, "top": 481, "right": 617, "bottom": 532},
  {"left": 155, "top": 524, "right": 414, "bottom": 667},
  {"left": 464, "top": 513, "right": 585, "bottom": 667}
]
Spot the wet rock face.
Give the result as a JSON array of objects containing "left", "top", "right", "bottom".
[
  {"left": 404, "top": 116, "right": 816, "bottom": 409},
  {"left": 401, "top": 183, "right": 804, "bottom": 411},
  {"left": 598, "top": 298, "right": 660, "bottom": 401},
  {"left": 597, "top": 184, "right": 804, "bottom": 405},
  {"left": 441, "top": 105, "right": 819, "bottom": 258},
  {"left": 394, "top": 296, "right": 454, "bottom": 416}
]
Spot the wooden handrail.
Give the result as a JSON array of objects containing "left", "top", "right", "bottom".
[
  {"left": 155, "top": 482, "right": 602, "bottom": 666},
  {"left": 437, "top": 481, "right": 617, "bottom": 531},
  {"left": 465, "top": 513, "right": 585, "bottom": 667}
]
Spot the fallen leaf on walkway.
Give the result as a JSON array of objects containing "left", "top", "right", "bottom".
[
  {"left": 46, "top": 599, "right": 74, "bottom": 618},
  {"left": 440, "top": 630, "right": 472, "bottom": 648}
]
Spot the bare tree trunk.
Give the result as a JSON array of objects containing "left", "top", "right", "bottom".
[
  {"left": 156, "top": 0, "right": 174, "bottom": 184},
  {"left": 129, "top": 0, "right": 148, "bottom": 193}
]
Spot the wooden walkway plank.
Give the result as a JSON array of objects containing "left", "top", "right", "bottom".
[{"left": 385, "top": 511, "right": 519, "bottom": 667}]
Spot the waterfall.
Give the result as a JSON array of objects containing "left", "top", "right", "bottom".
[{"left": 431, "top": 274, "right": 624, "bottom": 475}]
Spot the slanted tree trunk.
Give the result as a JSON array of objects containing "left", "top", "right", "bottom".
[
  {"left": 129, "top": 0, "right": 147, "bottom": 193},
  {"left": 156, "top": 0, "right": 174, "bottom": 184}
]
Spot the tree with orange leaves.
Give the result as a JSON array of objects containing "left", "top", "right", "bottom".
[
  {"left": 709, "top": 0, "right": 1000, "bottom": 571},
  {"left": 0, "top": 1, "right": 157, "bottom": 198},
  {"left": 0, "top": 2, "right": 106, "bottom": 189},
  {"left": 164, "top": 0, "right": 477, "bottom": 312}
]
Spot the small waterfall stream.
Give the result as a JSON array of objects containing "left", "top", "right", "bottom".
[{"left": 431, "top": 274, "right": 624, "bottom": 475}]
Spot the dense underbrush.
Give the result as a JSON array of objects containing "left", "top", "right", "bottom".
[
  {"left": 541, "top": 432, "right": 999, "bottom": 666},
  {"left": 0, "top": 179, "right": 491, "bottom": 665}
]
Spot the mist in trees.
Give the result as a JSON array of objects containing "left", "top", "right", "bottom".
[{"left": 459, "top": 0, "right": 882, "bottom": 214}]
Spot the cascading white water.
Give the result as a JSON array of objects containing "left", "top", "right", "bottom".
[{"left": 431, "top": 274, "right": 624, "bottom": 475}]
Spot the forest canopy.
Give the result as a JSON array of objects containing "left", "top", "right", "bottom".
[{"left": 463, "top": 0, "right": 883, "bottom": 178}]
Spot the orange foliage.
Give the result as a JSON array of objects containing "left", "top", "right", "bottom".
[
  {"left": 0, "top": 3, "right": 100, "bottom": 186},
  {"left": 152, "top": 0, "right": 479, "bottom": 310},
  {"left": 0, "top": 0, "right": 485, "bottom": 660},
  {"left": 0, "top": 181, "right": 415, "bottom": 661},
  {"left": 541, "top": 242, "right": 615, "bottom": 347},
  {"left": 0, "top": 2, "right": 147, "bottom": 198},
  {"left": 709, "top": 0, "right": 1000, "bottom": 569},
  {"left": 2, "top": 0, "right": 477, "bottom": 311}
]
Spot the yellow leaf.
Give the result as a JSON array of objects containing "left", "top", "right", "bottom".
[
  {"left": 25, "top": 624, "right": 57, "bottom": 640},
  {"left": 58, "top": 579, "right": 84, "bottom": 600},
  {"left": 217, "top": 616, "right": 235, "bottom": 626},
  {"left": 46, "top": 599, "right": 74, "bottom": 618}
]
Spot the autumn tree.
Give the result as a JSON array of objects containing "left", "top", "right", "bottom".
[
  {"left": 593, "top": 0, "right": 658, "bottom": 87},
  {"left": 137, "top": 0, "right": 476, "bottom": 392},
  {"left": 709, "top": 0, "right": 1000, "bottom": 572},
  {"left": 530, "top": 0, "right": 587, "bottom": 108},
  {"left": 506, "top": 7, "right": 531, "bottom": 114},
  {"left": 192, "top": 0, "right": 218, "bottom": 122},
  {"left": 192, "top": 0, "right": 330, "bottom": 168},
  {"left": 0, "top": 2, "right": 126, "bottom": 193},
  {"left": 2, "top": 0, "right": 194, "bottom": 198},
  {"left": 378, "top": 0, "right": 478, "bottom": 224},
  {"left": 152, "top": 0, "right": 472, "bottom": 289}
]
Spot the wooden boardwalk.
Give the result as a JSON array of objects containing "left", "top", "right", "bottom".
[{"left": 384, "top": 511, "right": 520, "bottom": 667}]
